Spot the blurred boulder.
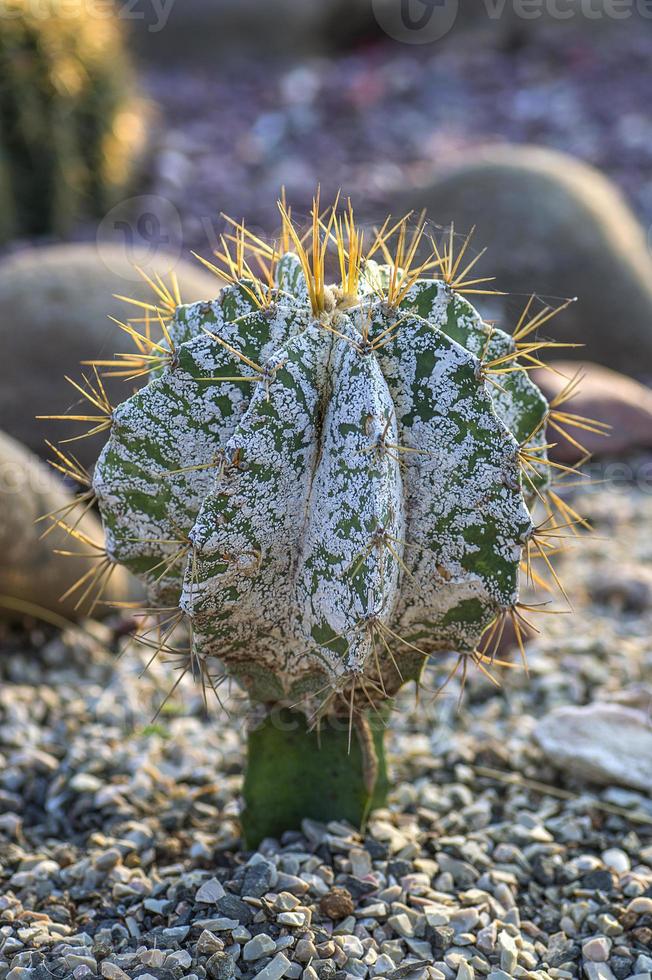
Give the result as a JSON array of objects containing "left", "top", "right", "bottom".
[
  {"left": 535, "top": 703, "right": 652, "bottom": 791},
  {"left": 398, "top": 146, "right": 652, "bottom": 377},
  {"left": 0, "top": 430, "right": 135, "bottom": 622},
  {"left": 0, "top": 244, "right": 224, "bottom": 466},
  {"left": 586, "top": 564, "right": 652, "bottom": 614},
  {"left": 533, "top": 361, "right": 652, "bottom": 464}
]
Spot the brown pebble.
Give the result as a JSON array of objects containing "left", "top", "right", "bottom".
[{"left": 318, "top": 887, "right": 354, "bottom": 919}]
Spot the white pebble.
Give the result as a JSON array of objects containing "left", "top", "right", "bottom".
[
  {"left": 277, "top": 912, "right": 306, "bottom": 927},
  {"left": 601, "top": 848, "right": 631, "bottom": 874},
  {"left": 583, "top": 964, "right": 617, "bottom": 980},
  {"left": 196, "top": 877, "right": 226, "bottom": 903},
  {"left": 340, "top": 935, "right": 365, "bottom": 959},
  {"left": 456, "top": 962, "right": 474, "bottom": 980},
  {"left": 628, "top": 897, "right": 652, "bottom": 915},
  {"left": 371, "top": 954, "right": 396, "bottom": 976},
  {"left": 582, "top": 937, "right": 611, "bottom": 962},
  {"left": 498, "top": 931, "right": 518, "bottom": 974}
]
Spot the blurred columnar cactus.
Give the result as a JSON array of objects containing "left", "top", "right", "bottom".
[
  {"left": 0, "top": 0, "right": 148, "bottom": 242},
  {"left": 47, "top": 195, "right": 594, "bottom": 844}
]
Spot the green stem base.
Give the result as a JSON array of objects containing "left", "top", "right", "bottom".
[{"left": 241, "top": 707, "right": 389, "bottom": 848}]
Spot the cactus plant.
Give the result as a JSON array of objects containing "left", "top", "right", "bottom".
[
  {"left": 48, "top": 195, "right": 590, "bottom": 845},
  {"left": 0, "top": 0, "right": 148, "bottom": 243}
]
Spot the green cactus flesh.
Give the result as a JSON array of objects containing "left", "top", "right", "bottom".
[{"left": 93, "top": 209, "right": 554, "bottom": 717}]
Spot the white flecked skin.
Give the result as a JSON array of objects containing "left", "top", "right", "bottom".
[{"left": 93, "top": 251, "right": 550, "bottom": 711}]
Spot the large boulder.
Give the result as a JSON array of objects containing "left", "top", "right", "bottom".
[
  {"left": 533, "top": 361, "right": 652, "bottom": 464},
  {"left": 0, "top": 431, "right": 134, "bottom": 622},
  {"left": 398, "top": 146, "right": 652, "bottom": 378},
  {"left": 0, "top": 244, "right": 224, "bottom": 466},
  {"left": 534, "top": 702, "right": 652, "bottom": 792}
]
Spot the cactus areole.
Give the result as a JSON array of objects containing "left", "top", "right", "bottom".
[{"left": 83, "top": 195, "right": 572, "bottom": 845}]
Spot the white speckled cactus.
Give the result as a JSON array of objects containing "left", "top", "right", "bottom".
[{"left": 55, "top": 197, "right": 582, "bottom": 843}]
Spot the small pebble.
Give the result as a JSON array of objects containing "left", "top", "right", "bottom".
[
  {"left": 244, "top": 934, "right": 278, "bottom": 961},
  {"left": 583, "top": 937, "right": 612, "bottom": 962},
  {"left": 602, "top": 849, "right": 631, "bottom": 874},
  {"left": 253, "top": 952, "right": 292, "bottom": 980}
]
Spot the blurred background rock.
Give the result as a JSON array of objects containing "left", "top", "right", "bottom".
[
  {"left": 398, "top": 145, "right": 652, "bottom": 376},
  {"left": 0, "top": 430, "right": 136, "bottom": 621},
  {"left": 0, "top": 244, "right": 222, "bottom": 464}
]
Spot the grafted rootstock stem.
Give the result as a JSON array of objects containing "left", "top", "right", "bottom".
[{"left": 242, "top": 707, "right": 389, "bottom": 848}]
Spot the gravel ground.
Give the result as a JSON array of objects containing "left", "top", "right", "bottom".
[
  {"left": 1, "top": 467, "right": 652, "bottom": 980},
  {"left": 143, "top": 26, "right": 652, "bottom": 253}
]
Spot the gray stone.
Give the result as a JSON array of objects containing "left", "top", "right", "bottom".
[
  {"left": 535, "top": 703, "right": 652, "bottom": 792},
  {"left": 100, "top": 964, "right": 130, "bottom": 980},
  {"left": 583, "top": 965, "right": 617, "bottom": 980},
  {"left": 139, "top": 950, "right": 166, "bottom": 968},
  {"left": 241, "top": 859, "right": 276, "bottom": 898},
  {"left": 206, "top": 952, "right": 236, "bottom": 980},
  {"left": 197, "top": 931, "right": 224, "bottom": 955},
  {"left": 166, "top": 950, "right": 192, "bottom": 969},
  {"left": 196, "top": 878, "right": 227, "bottom": 904},
  {"left": 253, "top": 953, "right": 292, "bottom": 980},
  {"left": 387, "top": 914, "right": 413, "bottom": 938},
  {"left": 294, "top": 940, "right": 318, "bottom": 964},
  {"left": 497, "top": 932, "right": 517, "bottom": 974},
  {"left": 216, "top": 894, "right": 254, "bottom": 924},
  {"left": 63, "top": 955, "right": 96, "bottom": 972},
  {"left": 243, "top": 935, "right": 277, "bottom": 961}
]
